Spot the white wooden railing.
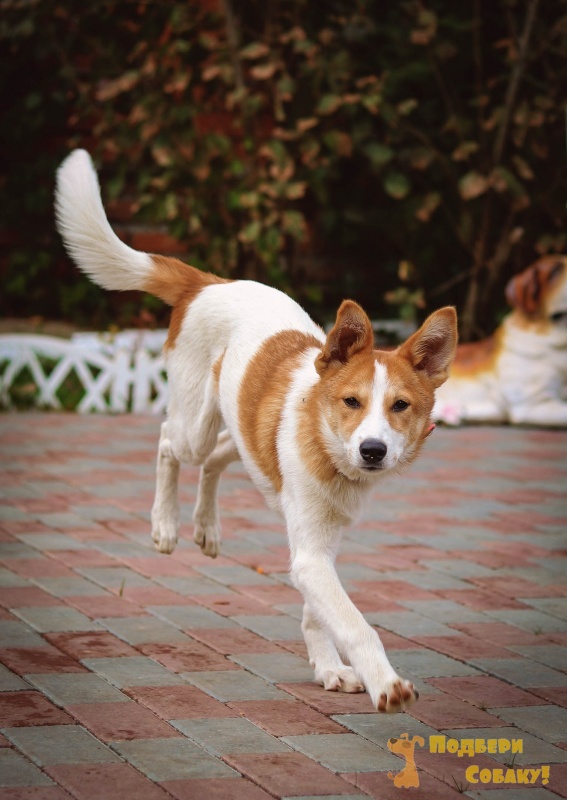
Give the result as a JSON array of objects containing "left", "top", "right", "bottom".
[{"left": 0, "top": 331, "right": 168, "bottom": 413}]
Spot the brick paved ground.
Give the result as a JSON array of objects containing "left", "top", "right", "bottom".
[{"left": 0, "top": 413, "right": 566, "bottom": 799}]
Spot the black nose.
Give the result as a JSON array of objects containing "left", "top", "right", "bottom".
[{"left": 360, "top": 439, "right": 388, "bottom": 464}]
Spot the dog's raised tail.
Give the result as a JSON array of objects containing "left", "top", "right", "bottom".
[{"left": 55, "top": 149, "right": 226, "bottom": 306}]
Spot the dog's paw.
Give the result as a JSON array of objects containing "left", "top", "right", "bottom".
[
  {"left": 193, "top": 521, "right": 221, "bottom": 559},
  {"left": 152, "top": 507, "right": 179, "bottom": 553},
  {"left": 151, "top": 516, "right": 178, "bottom": 554},
  {"left": 316, "top": 666, "right": 365, "bottom": 694},
  {"left": 376, "top": 676, "right": 418, "bottom": 713}
]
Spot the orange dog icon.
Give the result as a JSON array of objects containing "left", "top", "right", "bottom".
[{"left": 387, "top": 733, "right": 424, "bottom": 788}]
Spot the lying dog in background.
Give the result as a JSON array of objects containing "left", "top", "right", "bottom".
[
  {"left": 434, "top": 256, "right": 567, "bottom": 427},
  {"left": 55, "top": 150, "right": 458, "bottom": 712}
]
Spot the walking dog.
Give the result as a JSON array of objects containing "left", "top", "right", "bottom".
[
  {"left": 434, "top": 255, "right": 567, "bottom": 427},
  {"left": 55, "top": 150, "right": 457, "bottom": 712}
]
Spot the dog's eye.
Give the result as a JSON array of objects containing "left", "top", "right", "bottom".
[
  {"left": 392, "top": 399, "right": 409, "bottom": 412},
  {"left": 343, "top": 397, "right": 361, "bottom": 408}
]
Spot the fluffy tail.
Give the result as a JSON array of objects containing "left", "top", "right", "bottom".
[{"left": 55, "top": 150, "right": 226, "bottom": 306}]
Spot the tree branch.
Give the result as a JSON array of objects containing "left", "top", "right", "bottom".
[{"left": 492, "top": 0, "right": 540, "bottom": 165}]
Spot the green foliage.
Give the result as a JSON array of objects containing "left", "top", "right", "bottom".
[{"left": 1, "top": 0, "right": 566, "bottom": 338}]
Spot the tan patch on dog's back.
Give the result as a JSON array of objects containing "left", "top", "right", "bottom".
[
  {"left": 145, "top": 255, "right": 231, "bottom": 350},
  {"left": 239, "top": 330, "right": 322, "bottom": 493}
]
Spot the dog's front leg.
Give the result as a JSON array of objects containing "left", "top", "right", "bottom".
[
  {"left": 151, "top": 421, "right": 181, "bottom": 554},
  {"left": 290, "top": 536, "right": 417, "bottom": 712},
  {"left": 301, "top": 603, "right": 364, "bottom": 693}
]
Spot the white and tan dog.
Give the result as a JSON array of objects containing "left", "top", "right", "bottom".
[
  {"left": 434, "top": 256, "right": 567, "bottom": 427},
  {"left": 55, "top": 150, "right": 457, "bottom": 712}
]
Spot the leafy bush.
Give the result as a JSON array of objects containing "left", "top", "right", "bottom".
[{"left": 1, "top": 0, "right": 565, "bottom": 338}]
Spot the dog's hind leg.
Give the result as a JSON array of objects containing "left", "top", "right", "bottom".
[
  {"left": 193, "top": 430, "right": 240, "bottom": 558},
  {"left": 151, "top": 421, "right": 182, "bottom": 554},
  {"left": 302, "top": 603, "right": 364, "bottom": 693}
]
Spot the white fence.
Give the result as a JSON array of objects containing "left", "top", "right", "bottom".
[
  {"left": 0, "top": 331, "right": 168, "bottom": 413},
  {"left": 0, "top": 320, "right": 415, "bottom": 414}
]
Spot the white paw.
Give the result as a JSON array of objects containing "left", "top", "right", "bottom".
[
  {"left": 315, "top": 665, "right": 365, "bottom": 694},
  {"left": 193, "top": 521, "right": 221, "bottom": 558},
  {"left": 151, "top": 514, "right": 178, "bottom": 554},
  {"left": 375, "top": 676, "right": 418, "bottom": 713}
]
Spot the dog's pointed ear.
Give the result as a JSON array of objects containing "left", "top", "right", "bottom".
[
  {"left": 413, "top": 735, "right": 425, "bottom": 747},
  {"left": 506, "top": 257, "right": 566, "bottom": 316},
  {"left": 398, "top": 307, "right": 458, "bottom": 388},
  {"left": 316, "top": 300, "right": 374, "bottom": 374}
]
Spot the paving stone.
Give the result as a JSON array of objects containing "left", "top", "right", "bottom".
[
  {"left": 229, "top": 699, "right": 345, "bottom": 736},
  {"left": 506, "top": 644, "right": 567, "bottom": 670},
  {"left": 399, "top": 598, "right": 490, "bottom": 624},
  {"left": 18, "top": 535, "right": 86, "bottom": 552},
  {"left": 473, "top": 657, "right": 567, "bottom": 688},
  {"left": 76, "top": 567, "right": 155, "bottom": 592},
  {"left": 491, "top": 704, "right": 567, "bottom": 743},
  {"left": 466, "top": 790, "right": 557, "bottom": 800},
  {"left": 138, "top": 641, "right": 238, "bottom": 672},
  {"left": 0, "top": 621, "right": 47, "bottom": 649},
  {"left": 190, "top": 592, "right": 281, "bottom": 618},
  {"left": 189, "top": 627, "right": 282, "bottom": 655},
  {"left": 150, "top": 605, "right": 238, "bottom": 630},
  {"left": 0, "top": 748, "right": 54, "bottom": 787},
  {"left": 389, "top": 649, "right": 480, "bottom": 678},
  {"left": 66, "top": 701, "right": 182, "bottom": 742},
  {"left": 65, "top": 594, "right": 148, "bottom": 619},
  {"left": 444, "top": 726, "right": 567, "bottom": 765},
  {"left": 82, "top": 656, "right": 186, "bottom": 688},
  {"left": 3, "top": 725, "right": 121, "bottom": 765},
  {"left": 283, "top": 796, "right": 368, "bottom": 800},
  {"left": 333, "top": 712, "right": 437, "bottom": 745},
  {"left": 407, "top": 692, "right": 504, "bottom": 729},
  {"left": 483, "top": 608, "right": 567, "bottom": 633},
  {"left": 0, "top": 663, "right": 30, "bottom": 691},
  {"left": 229, "top": 652, "right": 313, "bottom": 683},
  {"left": 155, "top": 576, "right": 235, "bottom": 596},
  {"left": 0, "top": 586, "right": 66, "bottom": 609},
  {"left": 97, "top": 616, "right": 192, "bottom": 645},
  {"left": 44, "top": 631, "right": 139, "bottom": 660},
  {"left": 223, "top": 752, "right": 356, "bottom": 797},
  {"left": 31, "top": 578, "right": 105, "bottom": 598},
  {"left": 160, "top": 777, "right": 274, "bottom": 800},
  {"left": 0, "top": 569, "right": 28, "bottom": 588},
  {"left": 12, "top": 608, "right": 100, "bottom": 634},
  {"left": 172, "top": 717, "right": 290, "bottom": 756},
  {"left": 0, "top": 691, "right": 72, "bottom": 727},
  {"left": 26, "top": 673, "right": 129, "bottom": 706},
  {"left": 113, "top": 738, "right": 238, "bottom": 781},
  {"left": 124, "top": 685, "right": 237, "bottom": 720},
  {"left": 233, "top": 614, "right": 302, "bottom": 641},
  {"left": 343, "top": 769, "right": 467, "bottom": 799},
  {"left": 365, "top": 610, "right": 458, "bottom": 638},
  {"left": 282, "top": 732, "right": 400, "bottom": 773},
  {"left": 279, "top": 681, "right": 376, "bottom": 714},
  {"left": 426, "top": 675, "right": 549, "bottom": 708},
  {"left": 45, "top": 763, "right": 171, "bottom": 800},
  {"left": 195, "top": 565, "right": 278, "bottom": 587},
  {"left": 182, "top": 669, "right": 291, "bottom": 701}
]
